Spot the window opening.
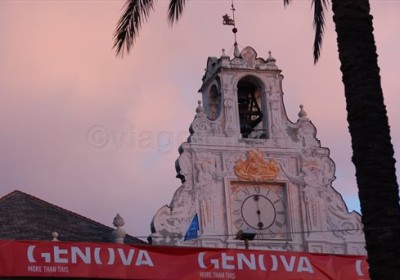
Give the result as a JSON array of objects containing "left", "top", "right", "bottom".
[
  {"left": 208, "top": 84, "right": 221, "bottom": 120},
  {"left": 237, "top": 80, "right": 266, "bottom": 139}
]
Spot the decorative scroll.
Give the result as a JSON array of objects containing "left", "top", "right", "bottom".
[{"left": 234, "top": 150, "right": 280, "bottom": 181}]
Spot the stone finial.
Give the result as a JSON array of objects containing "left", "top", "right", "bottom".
[
  {"left": 52, "top": 232, "right": 59, "bottom": 242},
  {"left": 266, "top": 51, "right": 276, "bottom": 63},
  {"left": 266, "top": 51, "right": 279, "bottom": 70},
  {"left": 221, "top": 48, "right": 229, "bottom": 58},
  {"left": 298, "top": 104, "right": 309, "bottom": 120},
  {"left": 112, "top": 213, "right": 126, "bottom": 244},
  {"left": 113, "top": 213, "right": 125, "bottom": 227},
  {"left": 234, "top": 43, "right": 241, "bottom": 58},
  {"left": 195, "top": 100, "right": 205, "bottom": 115}
]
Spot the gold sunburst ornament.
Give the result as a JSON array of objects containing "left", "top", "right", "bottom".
[{"left": 234, "top": 150, "right": 280, "bottom": 181}]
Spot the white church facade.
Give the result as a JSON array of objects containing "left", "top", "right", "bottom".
[{"left": 149, "top": 46, "right": 366, "bottom": 255}]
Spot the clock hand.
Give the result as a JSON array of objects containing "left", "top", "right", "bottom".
[{"left": 253, "top": 195, "right": 264, "bottom": 230}]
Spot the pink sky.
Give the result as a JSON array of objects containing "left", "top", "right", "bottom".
[{"left": 0, "top": 1, "right": 399, "bottom": 240}]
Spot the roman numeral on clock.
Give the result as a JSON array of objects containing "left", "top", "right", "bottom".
[
  {"left": 234, "top": 218, "right": 244, "bottom": 229},
  {"left": 232, "top": 208, "right": 240, "bottom": 216},
  {"left": 275, "top": 220, "right": 284, "bottom": 228},
  {"left": 241, "top": 188, "right": 250, "bottom": 196}
]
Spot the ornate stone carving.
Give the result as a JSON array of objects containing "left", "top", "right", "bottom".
[
  {"left": 150, "top": 150, "right": 195, "bottom": 245},
  {"left": 189, "top": 101, "right": 223, "bottom": 138},
  {"left": 234, "top": 149, "right": 280, "bottom": 181},
  {"left": 224, "top": 155, "right": 240, "bottom": 178},
  {"left": 324, "top": 187, "right": 364, "bottom": 240},
  {"left": 150, "top": 45, "right": 365, "bottom": 255},
  {"left": 195, "top": 155, "right": 215, "bottom": 185},
  {"left": 280, "top": 147, "right": 364, "bottom": 249},
  {"left": 151, "top": 181, "right": 195, "bottom": 245},
  {"left": 269, "top": 88, "right": 282, "bottom": 136},
  {"left": 284, "top": 106, "right": 321, "bottom": 149},
  {"left": 190, "top": 101, "right": 210, "bottom": 136},
  {"left": 195, "top": 152, "right": 225, "bottom": 185},
  {"left": 191, "top": 117, "right": 211, "bottom": 136},
  {"left": 175, "top": 149, "right": 193, "bottom": 183},
  {"left": 241, "top": 47, "right": 256, "bottom": 68},
  {"left": 281, "top": 149, "right": 330, "bottom": 235},
  {"left": 224, "top": 97, "right": 236, "bottom": 136},
  {"left": 298, "top": 121, "right": 320, "bottom": 148}
]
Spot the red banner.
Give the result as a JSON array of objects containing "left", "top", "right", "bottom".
[{"left": 0, "top": 240, "right": 369, "bottom": 279}]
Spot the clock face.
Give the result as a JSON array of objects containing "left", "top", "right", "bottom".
[{"left": 231, "top": 184, "right": 287, "bottom": 240}]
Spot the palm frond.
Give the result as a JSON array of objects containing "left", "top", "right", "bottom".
[
  {"left": 312, "top": 0, "right": 329, "bottom": 63},
  {"left": 284, "top": 0, "right": 329, "bottom": 63},
  {"left": 168, "top": 0, "right": 186, "bottom": 25},
  {"left": 283, "top": 0, "right": 292, "bottom": 6},
  {"left": 113, "top": 0, "right": 155, "bottom": 57}
]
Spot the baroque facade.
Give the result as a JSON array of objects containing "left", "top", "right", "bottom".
[{"left": 149, "top": 46, "right": 366, "bottom": 255}]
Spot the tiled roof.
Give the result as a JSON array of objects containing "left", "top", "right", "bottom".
[{"left": 0, "top": 190, "right": 146, "bottom": 244}]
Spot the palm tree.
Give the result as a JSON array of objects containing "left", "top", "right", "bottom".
[
  {"left": 329, "top": 1, "right": 400, "bottom": 279},
  {"left": 113, "top": 0, "right": 400, "bottom": 278}
]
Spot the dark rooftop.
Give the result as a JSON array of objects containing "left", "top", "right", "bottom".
[{"left": 0, "top": 190, "right": 146, "bottom": 245}]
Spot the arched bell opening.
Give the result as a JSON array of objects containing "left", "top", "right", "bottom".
[{"left": 237, "top": 76, "right": 267, "bottom": 139}]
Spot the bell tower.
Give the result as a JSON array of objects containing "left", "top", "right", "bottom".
[
  {"left": 199, "top": 46, "right": 284, "bottom": 140},
  {"left": 149, "top": 45, "right": 366, "bottom": 255}
]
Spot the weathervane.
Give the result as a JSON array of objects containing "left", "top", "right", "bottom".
[{"left": 222, "top": 0, "right": 240, "bottom": 57}]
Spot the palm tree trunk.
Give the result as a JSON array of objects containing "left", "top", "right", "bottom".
[{"left": 332, "top": 0, "right": 400, "bottom": 278}]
